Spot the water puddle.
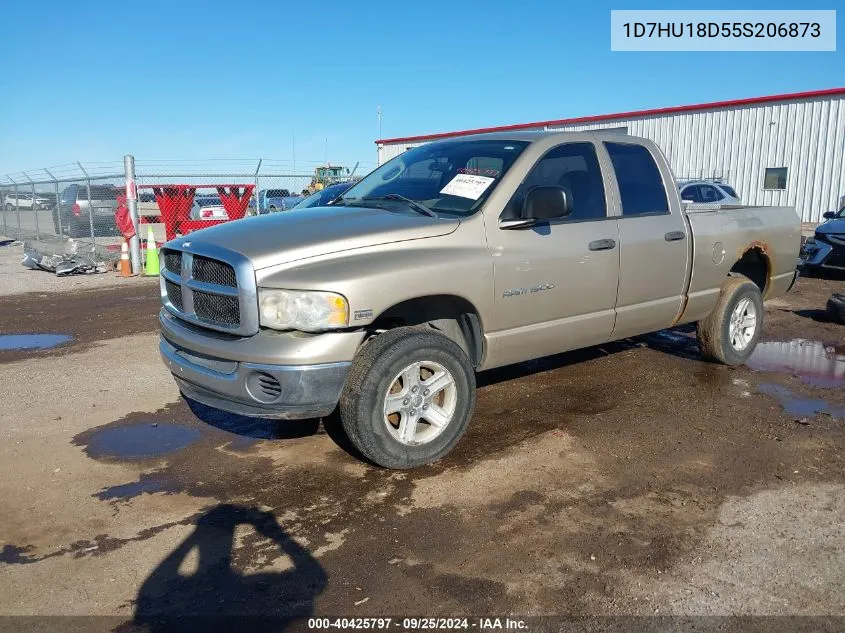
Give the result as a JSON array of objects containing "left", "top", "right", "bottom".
[
  {"left": 0, "top": 334, "right": 73, "bottom": 351},
  {"left": 746, "top": 340, "right": 845, "bottom": 388},
  {"left": 82, "top": 422, "right": 201, "bottom": 460},
  {"left": 758, "top": 383, "right": 845, "bottom": 419}
]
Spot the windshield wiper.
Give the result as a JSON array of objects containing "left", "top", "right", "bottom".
[{"left": 364, "top": 194, "right": 437, "bottom": 217}]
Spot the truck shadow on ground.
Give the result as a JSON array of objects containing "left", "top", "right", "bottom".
[
  {"left": 477, "top": 325, "right": 700, "bottom": 389},
  {"left": 185, "top": 398, "right": 321, "bottom": 440},
  {"left": 790, "top": 308, "right": 834, "bottom": 323},
  {"left": 120, "top": 504, "right": 327, "bottom": 633}
]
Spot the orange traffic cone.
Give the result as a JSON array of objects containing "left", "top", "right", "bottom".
[{"left": 119, "top": 240, "right": 132, "bottom": 277}]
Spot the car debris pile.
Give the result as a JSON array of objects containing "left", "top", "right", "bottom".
[{"left": 21, "top": 240, "right": 107, "bottom": 276}]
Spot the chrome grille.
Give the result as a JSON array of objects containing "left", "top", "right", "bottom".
[
  {"left": 159, "top": 242, "right": 258, "bottom": 336},
  {"left": 193, "top": 255, "right": 236, "bottom": 287},
  {"left": 164, "top": 279, "right": 183, "bottom": 311},
  {"left": 194, "top": 290, "right": 240, "bottom": 325}
]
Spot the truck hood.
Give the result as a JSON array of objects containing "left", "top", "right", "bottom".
[{"left": 171, "top": 205, "right": 460, "bottom": 269}]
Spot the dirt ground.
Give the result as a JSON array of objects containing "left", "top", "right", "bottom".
[{"left": 0, "top": 251, "right": 843, "bottom": 631}]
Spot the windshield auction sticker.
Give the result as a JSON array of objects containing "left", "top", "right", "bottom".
[{"left": 440, "top": 174, "right": 496, "bottom": 200}]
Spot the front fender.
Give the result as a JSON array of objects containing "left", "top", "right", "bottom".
[{"left": 254, "top": 216, "right": 493, "bottom": 329}]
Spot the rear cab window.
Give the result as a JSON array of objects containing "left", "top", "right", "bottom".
[{"left": 604, "top": 142, "right": 669, "bottom": 217}]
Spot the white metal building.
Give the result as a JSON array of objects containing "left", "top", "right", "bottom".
[{"left": 375, "top": 87, "right": 845, "bottom": 223}]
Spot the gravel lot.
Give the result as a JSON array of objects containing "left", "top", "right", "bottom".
[{"left": 0, "top": 240, "right": 843, "bottom": 631}]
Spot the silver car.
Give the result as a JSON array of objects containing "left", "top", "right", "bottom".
[{"left": 679, "top": 180, "right": 741, "bottom": 205}]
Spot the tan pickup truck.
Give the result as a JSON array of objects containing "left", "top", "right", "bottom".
[{"left": 158, "top": 132, "right": 801, "bottom": 468}]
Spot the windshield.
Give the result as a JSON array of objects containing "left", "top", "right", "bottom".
[
  {"left": 339, "top": 139, "right": 529, "bottom": 216},
  {"left": 718, "top": 184, "right": 739, "bottom": 198}
]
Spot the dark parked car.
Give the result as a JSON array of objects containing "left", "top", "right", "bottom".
[
  {"left": 801, "top": 203, "right": 845, "bottom": 273},
  {"left": 290, "top": 181, "right": 356, "bottom": 210},
  {"left": 54, "top": 184, "right": 119, "bottom": 238}
]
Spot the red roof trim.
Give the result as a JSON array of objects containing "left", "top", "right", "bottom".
[{"left": 375, "top": 87, "right": 845, "bottom": 145}]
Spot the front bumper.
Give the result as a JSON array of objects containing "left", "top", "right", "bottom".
[
  {"left": 160, "top": 335, "right": 351, "bottom": 419},
  {"left": 800, "top": 238, "right": 844, "bottom": 270}
]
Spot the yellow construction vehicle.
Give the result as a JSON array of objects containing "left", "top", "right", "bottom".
[{"left": 308, "top": 164, "right": 349, "bottom": 194}]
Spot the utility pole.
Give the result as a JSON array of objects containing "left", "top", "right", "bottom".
[
  {"left": 377, "top": 105, "right": 382, "bottom": 139},
  {"left": 123, "top": 155, "right": 142, "bottom": 274}
]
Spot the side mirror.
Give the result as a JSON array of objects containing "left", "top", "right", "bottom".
[
  {"left": 822, "top": 211, "right": 835, "bottom": 219},
  {"left": 523, "top": 186, "right": 572, "bottom": 221}
]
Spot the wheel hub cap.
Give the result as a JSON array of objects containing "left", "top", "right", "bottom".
[
  {"left": 383, "top": 361, "right": 458, "bottom": 446},
  {"left": 728, "top": 297, "right": 757, "bottom": 351}
]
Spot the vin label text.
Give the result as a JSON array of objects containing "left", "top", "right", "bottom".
[{"left": 611, "top": 10, "right": 836, "bottom": 51}]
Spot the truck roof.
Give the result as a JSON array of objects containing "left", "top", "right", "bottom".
[{"left": 421, "top": 130, "right": 650, "bottom": 145}]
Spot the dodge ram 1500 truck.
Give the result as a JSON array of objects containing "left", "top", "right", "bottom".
[{"left": 158, "top": 132, "right": 801, "bottom": 468}]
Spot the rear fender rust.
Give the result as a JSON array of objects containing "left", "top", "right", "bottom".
[{"left": 735, "top": 240, "right": 774, "bottom": 297}]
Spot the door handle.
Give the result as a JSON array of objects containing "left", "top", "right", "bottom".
[
  {"left": 588, "top": 239, "right": 616, "bottom": 251},
  {"left": 665, "top": 231, "right": 686, "bottom": 241}
]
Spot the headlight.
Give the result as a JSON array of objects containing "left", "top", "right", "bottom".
[{"left": 258, "top": 289, "right": 348, "bottom": 332}]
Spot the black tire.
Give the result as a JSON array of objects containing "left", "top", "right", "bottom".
[
  {"left": 339, "top": 326, "right": 476, "bottom": 469},
  {"left": 4, "top": 203, "right": 12, "bottom": 212},
  {"left": 697, "top": 275, "right": 765, "bottom": 366},
  {"left": 827, "top": 293, "right": 845, "bottom": 325}
]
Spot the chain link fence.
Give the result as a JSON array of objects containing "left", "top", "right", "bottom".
[
  {"left": 0, "top": 159, "right": 362, "bottom": 263},
  {"left": 0, "top": 171, "right": 126, "bottom": 258}
]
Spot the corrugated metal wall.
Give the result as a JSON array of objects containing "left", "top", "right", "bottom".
[{"left": 377, "top": 94, "right": 845, "bottom": 223}]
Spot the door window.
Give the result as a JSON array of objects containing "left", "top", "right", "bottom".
[
  {"left": 699, "top": 185, "right": 723, "bottom": 202},
  {"left": 503, "top": 142, "right": 607, "bottom": 222},
  {"left": 604, "top": 142, "right": 669, "bottom": 216},
  {"left": 680, "top": 185, "right": 701, "bottom": 203}
]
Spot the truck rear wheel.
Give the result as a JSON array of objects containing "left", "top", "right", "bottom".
[
  {"left": 339, "top": 326, "right": 476, "bottom": 469},
  {"left": 696, "top": 275, "right": 764, "bottom": 366}
]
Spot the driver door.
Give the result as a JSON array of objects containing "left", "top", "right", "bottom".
[{"left": 484, "top": 142, "right": 620, "bottom": 368}]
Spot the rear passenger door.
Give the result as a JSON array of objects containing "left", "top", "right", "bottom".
[{"left": 603, "top": 141, "right": 690, "bottom": 340}]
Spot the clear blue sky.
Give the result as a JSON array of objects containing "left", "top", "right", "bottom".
[{"left": 0, "top": 0, "right": 842, "bottom": 178}]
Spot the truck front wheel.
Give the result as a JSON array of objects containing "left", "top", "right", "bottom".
[
  {"left": 339, "top": 326, "right": 476, "bottom": 469},
  {"left": 696, "top": 275, "right": 764, "bottom": 366}
]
